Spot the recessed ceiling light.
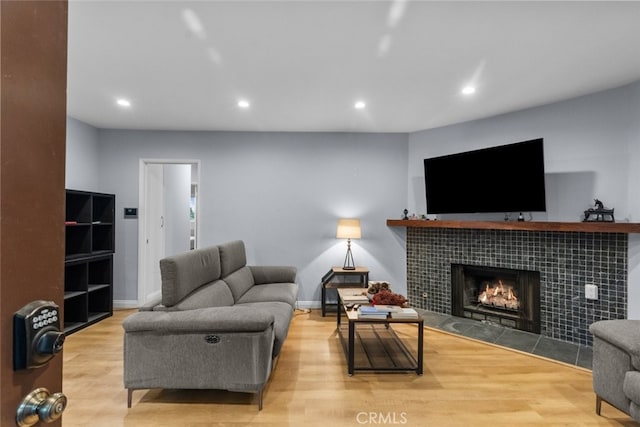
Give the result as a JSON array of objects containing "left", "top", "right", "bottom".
[
  {"left": 354, "top": 101, "right": 366, "bottom": 110},
  {"left": 461, "top": 86, "right": 476, "bottom": 95},
  {"left": 116, "top": 98, "right": 131, "bottom": 107},
  {"left": 237, "top": 99, "right": 250, "bottom": 109}
]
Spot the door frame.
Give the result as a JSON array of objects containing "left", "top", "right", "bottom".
[{"left": 137, "top": 158, "right": 201, "bottom": 306}]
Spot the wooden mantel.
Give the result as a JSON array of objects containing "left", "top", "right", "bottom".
[{"left": 386, "top": 219, "right": 640, "bottom": 234}]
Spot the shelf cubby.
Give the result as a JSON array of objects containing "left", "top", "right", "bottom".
[
  {"left": 92, "top": 224, "right": 114, "bottom": 253},
  {"left": 66, "top": 191, "right": 91, "bottom": 223},
  {"left": 93, "top": 194, "right": 115, "bottom": 223},
  {"left": 65, "top": 224, "right": 91, "bottom": 258}
]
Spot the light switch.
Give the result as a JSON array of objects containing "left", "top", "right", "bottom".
[{"left": 585, "top": 284, "right": 598, "bottom": 300}]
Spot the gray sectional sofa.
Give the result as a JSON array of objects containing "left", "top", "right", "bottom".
[{"left": 123, "top": 240, "right": 297, "bottom": 410}]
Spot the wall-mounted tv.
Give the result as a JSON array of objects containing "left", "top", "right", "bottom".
[{"left": 424, "top": 138, "right": 546, "bottom": 214}]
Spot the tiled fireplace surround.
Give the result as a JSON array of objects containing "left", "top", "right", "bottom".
[{"left": 406, "top": 227, "right": 628, "bottom": 347}]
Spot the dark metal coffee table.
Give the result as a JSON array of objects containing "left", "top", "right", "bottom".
[{"left": 337, "top": 288, "right": 423, "bottom": 376}]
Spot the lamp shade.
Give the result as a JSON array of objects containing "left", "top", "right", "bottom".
[{"left": 336, "top": 219, "right": 361, "bottom": 239}]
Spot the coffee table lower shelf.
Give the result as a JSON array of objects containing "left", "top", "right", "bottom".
[{"left": 337, "top": 322, "right": 423, "bottom": 376}]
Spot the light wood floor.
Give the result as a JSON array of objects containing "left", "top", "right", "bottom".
[{"left": 62, "top": 309, "right": 634, "bottom": 426}]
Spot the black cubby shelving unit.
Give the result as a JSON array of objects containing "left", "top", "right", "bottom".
[{"left": 64, "top": 190, "right": 115, "bottom": 334}]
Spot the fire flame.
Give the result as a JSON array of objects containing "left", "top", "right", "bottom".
[{"left": 478, "top": 280, "right": 519, "bottom": 310}]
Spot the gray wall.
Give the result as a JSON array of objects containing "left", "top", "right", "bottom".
[
  {"left": 408, "top": 80, "right": 640, "bottom": 317},
  {"left": 65, "top": 80, "right": 640, "bottom": 314},
  {"left": 85, "top": 131, "right": 409, "bottom": 304},
  {"left": 66, "top": 117, "right": 100, "bottom": 192}
]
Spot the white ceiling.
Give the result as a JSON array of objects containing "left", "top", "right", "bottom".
[{"left": 67, "top": 1, "right": 640, "bottom": 133}]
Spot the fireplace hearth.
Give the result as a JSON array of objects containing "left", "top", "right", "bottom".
[{"left": 451, "top": 264, "right": 541, "bottom": 334}]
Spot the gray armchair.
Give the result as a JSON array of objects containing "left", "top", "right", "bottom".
[{"left": 589, "top": 319, "right": 640, "bottom": 421}]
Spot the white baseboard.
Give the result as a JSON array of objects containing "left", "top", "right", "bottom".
[
  {"left": 296, "top": 300, "right": 321, "bottom": 310},
  {"left": 113, "top": 300, "right": 139, "bottom": 309}
]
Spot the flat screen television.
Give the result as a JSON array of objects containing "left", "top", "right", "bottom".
[{"left": 424, "top": 138, "right": 546, "bottom": 214}]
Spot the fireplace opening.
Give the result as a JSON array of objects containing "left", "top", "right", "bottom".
[
  {"left": 478, "top": 280, "right": 519, "bottom": 311},
  {"left": 451, "top": 264, "right": 540, "bottom": 334}
]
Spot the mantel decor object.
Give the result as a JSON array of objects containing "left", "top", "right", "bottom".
[{"left": 583, "top": 199, "right": 615, "bottom": 223}]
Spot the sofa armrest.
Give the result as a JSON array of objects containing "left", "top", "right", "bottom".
[
  {"left": 123, "top": 306, "right": 275, "bottom": 333},
  {"left": 590, "top": 320, "right": 640, "bottom": 371},
  {"left": 249, "top": 266, "right": 297, "bottom": 285}
]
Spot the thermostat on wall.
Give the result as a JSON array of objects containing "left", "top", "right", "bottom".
[{"left": 124, "top": 208, "right": 138, "bottom": 219}]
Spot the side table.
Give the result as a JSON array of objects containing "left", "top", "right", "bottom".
[{"left": 321, "top": 266, "right": 369, "bottom": 317}]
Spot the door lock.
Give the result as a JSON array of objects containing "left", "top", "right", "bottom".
[
  {"left": 16, "top": 388, "right": 67, "bottom": 427},
  {"left": 13, "top": 300, "right": 64, "bottom": 370}
]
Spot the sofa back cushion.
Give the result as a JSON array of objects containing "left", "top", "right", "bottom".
[
  {"left": 161, "top": 280, "right": 234, "bottom": 311},
  {"left": 223, "top": 266, "right": 256, "bottom": 302},
  {"left": 218, "top": 240, "right": 247, "bottom": 277},
  {"left": 160, "top": 246, "right": 222, "bottom": 307}
]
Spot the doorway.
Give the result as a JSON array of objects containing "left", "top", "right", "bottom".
[{"left": 137, "top": 159, "right": 200, "bottom": 306}]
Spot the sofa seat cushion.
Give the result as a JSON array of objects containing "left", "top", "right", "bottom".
[
  {"left": 153, "top": 280, "right": 234, "bottom": 311},
  {"left": 235, "top": 301, "right": 293, "bottom": 357},
  {"left": 236, "top": 282, "right": 298, "bottom": 308},
  {"left": 160, "top": 246, "right": 222, "bottom": 307},
  {"left": 590, "top": 320, "right": 640, "bottom": 370}
]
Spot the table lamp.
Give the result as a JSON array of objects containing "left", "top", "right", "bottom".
[{"left": 336, "top": 218, "right": 361, "bottom": 270}]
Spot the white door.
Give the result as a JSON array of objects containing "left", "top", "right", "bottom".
[
  {"left": 163, "top": 164, "right": 191, "bottom": 256},
  {"left": 142, "top": 163, "right": 165, "bottom": 304}
]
